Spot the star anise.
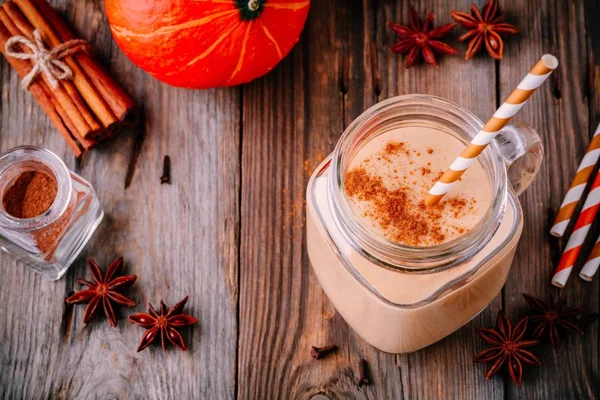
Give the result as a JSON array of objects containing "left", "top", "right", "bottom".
[
  {"left": 523, "top": 293, "right": 588, "bottom": 349},
  {"left": 451, "top": 0, "right": 519, "bottom": 59},
  {"left": 129, "top": 296, "right": 197, "bottom": 352},
  {"left": 474, "top": 311, "right": 541, "bottom": 385},
  {"left": 389, "top": 8, "right": 457, "bottom": 68},
  {"left": 66, "top": 257, "right": 137, "bottom": 327}
]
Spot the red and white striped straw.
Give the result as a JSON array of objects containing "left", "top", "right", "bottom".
[
  {"left": 552, "top": 173, "right": 600, "bottom": 287},
  {"left": 550, "top": 122, "right": 600, "bottom": 237},
  {"left": 425, "top": 54, "right": 558, "bottom": 207},
  {"left": 579, "top": 235, "right": 600, "bottom": 281}
]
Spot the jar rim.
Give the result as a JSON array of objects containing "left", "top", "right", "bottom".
[
  {"left": 0, "top": 146, "right": 72, "bottom": 232},
  {"left": 328, "top": 94, "right": 508, "bottom": 272}
]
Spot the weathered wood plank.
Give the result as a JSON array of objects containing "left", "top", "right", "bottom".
[
  {"left": 338, "top": 1, "right": 408, "bottom": 398},
  {"left": 237, "top": 0, "right": 375, "bottom": 398},
  {"left": 583, "top": 0, "right": 600, "bottom": 394},
  {"left": 502, "top": 0, "right": 599, "bottom": 398},
  {"left": 377, "top": 1, "right": 504, "bottom": 399},
  {"left": 0, "top": 1, "right": 240, "bottom": 399}
]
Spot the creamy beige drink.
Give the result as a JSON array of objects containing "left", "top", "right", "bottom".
[
  {"left": 344, "top": 126, "right": 491, "bottom": 247},
  {"left": 305, "top": 94, "right": 536, "bottom": 353}
]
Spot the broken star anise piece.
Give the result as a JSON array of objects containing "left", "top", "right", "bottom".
[
  {"left": 474, "top": 311, "right": 541, "bottom": 385},
  {"left": 66, "top": 257, "right": 137, "bottom": 327},
  {"left": 129, "top": 296, "right": 197, "bottom": 352},
  {"left": 389, "top": 8, "right": 457, "bottom": 68},
  {"left": 523, "top": 293, "right": 588, "bottom": 350},
  {"left": 451, "top": 0, "right": 519, "bottom": 59}
]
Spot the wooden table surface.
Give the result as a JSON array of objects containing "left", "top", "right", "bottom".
[{"left": 1, "top": 1, "right": 599, "bottom": 399}]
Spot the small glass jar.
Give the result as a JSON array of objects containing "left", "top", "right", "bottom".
[
  {"left": 306, "top": 95, "right": 543, "bottom": 353},
  {"left": 0, "top": 146, "right": 103, "bottom": 280}
]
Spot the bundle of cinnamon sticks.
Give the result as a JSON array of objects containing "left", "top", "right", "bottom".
[{"left": 0, "top": 0, "right": 137, "bottom": 156}]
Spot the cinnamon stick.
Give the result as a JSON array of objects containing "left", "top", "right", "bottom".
[
  {"left": 0, "top": 3, "right": 98, "bottom": 138},
  {"left": 0, "top": 0, "right": 135, "bottom": 153},
  {"left": 30, "top": 0, "right": 137, "bottom": 126},
  {"left": 0, "top": 7, "right": 95, "bottom": 150},
  {"left": 0, "top": 18, "right": 81, "bottom": 155},
  {"left": 54, "top": 97, "right": 96, "bottom": 151},
  {"left": 14, "top": 0, "right": 118, "bottom": 131},
  {"left": 0, "top": 10, "right": 97, "bottom": 154}
]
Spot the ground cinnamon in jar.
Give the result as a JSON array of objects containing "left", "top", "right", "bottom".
[
  {"left": 2, "top": 171, "right": 57, "bottom": 218},
  {"left": 1, "top": 171, "right": 71, "bottom": 254}
]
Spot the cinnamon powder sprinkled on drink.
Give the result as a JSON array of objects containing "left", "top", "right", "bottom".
[{"left": 345, "top": 141, "right": 476, "bottom": 246}]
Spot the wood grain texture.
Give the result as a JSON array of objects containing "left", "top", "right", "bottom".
[
  {"left": 501, "top": 0, "right": 599, "bottom": 398},
  {"left": 238, "top": 1, "right": 372, "bottom": 398},
  {"left": 0, "top": 1, "right": 240, "bottom": 399},
  {"left": 0, "top": 0, "right": 599, "bottom": 399},
  {"left": 379, "top": 2, "right": 504, "bottom": 399}
]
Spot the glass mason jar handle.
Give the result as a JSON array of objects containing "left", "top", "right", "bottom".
[{"left": 494, "top": 122, "right": 544, "bottom": 196}]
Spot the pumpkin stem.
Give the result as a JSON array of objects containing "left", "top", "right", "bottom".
[
  {"left": 236, "top": 0, "right": 265, "bottom": 20},
  {"left": 248, "top": 0, "right": 259, "bottom": 11}
]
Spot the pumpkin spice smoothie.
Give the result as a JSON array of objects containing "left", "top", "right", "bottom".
[{"left": 306, "top": 108, "right": 524, "bottom": 353}]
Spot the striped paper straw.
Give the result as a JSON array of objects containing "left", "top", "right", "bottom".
[
  {"left": 579, "top": 235, "right": 600, "bottom": 281},
  {"left": 552, "top": 173, "right": 600, "bottom": 288},
  {"left": 425, "top": 54, "right": 559, "bottom": 207},
  {"left": 550, "top": 122, "right": 600, "bottom": 237}
]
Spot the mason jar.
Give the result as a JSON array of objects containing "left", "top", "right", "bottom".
[
  {"left": 306, "top": 95, "right": 543, "bottom": 353},
  {"left": 0, "top": 146, "right": 103, "bottom": 280}
]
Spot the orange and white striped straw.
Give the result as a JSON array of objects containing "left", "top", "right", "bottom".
[
  {"left": 552, "top": 173, "right": 600, "bottom": 288},
  {"left": 425, "top": 54, "right": 559, "bottom": 207},
  {"left": 579, "top": 235, "right": 600, "bottom": 282},
  {"left": 550, "top": 122, "right": 600, "bottom": 237}
]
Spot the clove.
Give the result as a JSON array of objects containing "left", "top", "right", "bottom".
[
  {"left": 160, "top": 155, "right": 171, "bottom": 184},
  {"left": 358, "top": 359, "right": 371, "bottom": 386},
  {"left": 310, "top": 345, "right": 337, "bottom": 360}
]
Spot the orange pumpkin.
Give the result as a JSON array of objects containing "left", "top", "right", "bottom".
[{"left": 105, "top": 0, "right": 310, "bottom": 88}]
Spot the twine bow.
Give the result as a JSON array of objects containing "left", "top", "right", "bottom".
[{"left": 5, "top": 29, "right": 89, "bottom": 90}]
